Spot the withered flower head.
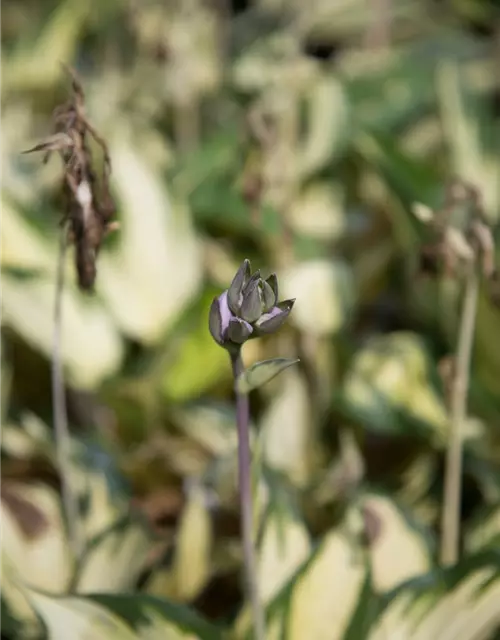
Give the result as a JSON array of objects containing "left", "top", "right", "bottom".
[
  {"left": 414, "top": 179, "right": 497, "bottom": 283},
  {"left": 22, "top": 64, "right": 117, "bottom": 292},
  {"left": 209, "top": 259, "right": 295, "bottom": 349}
]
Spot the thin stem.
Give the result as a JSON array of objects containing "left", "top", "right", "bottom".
[
  {"left": 52, "top": 228, "right": 83, "bottom": 561},
  {"left": 230, "top": 349, "right": 266, "bottom": 640},
  {"left": 440, "top": 267, "right": 479, "bottom": 566}
]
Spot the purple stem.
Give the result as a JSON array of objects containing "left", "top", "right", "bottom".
[{"left": 230, "top": 348, "right": 266, "bottom": 640}]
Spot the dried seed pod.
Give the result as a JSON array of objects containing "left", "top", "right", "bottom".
[
  {"left": 22, "top": 66, "right": 117, "bottom": 291},
  {"left": 414, "top": 179, "right": 498, "bottom": 287}
]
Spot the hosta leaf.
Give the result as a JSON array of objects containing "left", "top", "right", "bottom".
[
  {"left": 77, "top": 468, "right": 128, "bottom": 543},
  {"left": 1, "top": 199, "right": 54, "bottom": 272},
  {"left": 1, "top": 482, "right": 73, "bottom": 594},
  {"left": 419, "top": 570, "right": 500, "bottom": 640},
  {"left": 75, "top": 517, "right": 151, "bottom": 594},
  {"left": 427, "top": 569, "right": 498, "bottom": 640},
  {"left": 173, "top": 124, "right": 242, "bottom": 195},
  {"left": 20, "top": 581, "right": 224, "bottom": 640},
  {"left": 171, "top": 485, "right": 212, "bottom": 601},
  {"left": 1, "top": 595, "right": 27, "bottom": 639},
  {"left": 235, "top": 505, "right": 311, "bottom": 638},
  {"left": 345, "top": 46, "right": 433, "bottom": 134},
  {"left": 297, "top": 76, "right": 349, "bottom": 179},
  {"left": 258, "top": 513, "right": 311, "bottom": 602},
  {"left": 237, "top": 358, "right": 299, "bottom": 394},
  {"left": 280, "top": 259, "right": 355, "bottom": 337},
  {"left": 1, "top": 199, "right": 124, "bottom": 389},
  {"left": 1, "top": 414, "right": 53, "bottom": 460},
  {"left": 189, "top": 179, "right": 254, "bottom": 232},
  {"left": 285, "top": 530, "right": 367, "bottom": 640},
  {"left": 171, "top": 403, "right": 238, "bottom": 457},
  {"left": 98, "top": 133, "right": 203, "bottom": 344},
  {"left": 371, "top": 551, "right": 500, "bottom": 640},
  {"left": 1, "top": 558, "right": 42, "bottom": 638},
  {"left": 288, "top": 182, "right": 346, "bottom": 241},
  {"left": 261, "top": 369, "right": 313, "bottom": 486},
  {"left": 342, "top": 571, "right": 381, "bottom": 640},
  {"left": 368, "top": 589, "right": 427, "bottom": 640},
  {"left": 2, "top": 274, "right": 123, "bottom": 390},
  {"left": 436, "top": 60, "right": 500, "bottom": 220},
  {"left": 258, "top": 508, "right": 311, "bottom": 604},
  {"left": 355, "top": 130, "right": 441, "bottom": 248},
  {"left": 465, "top": 506, "right": 500, "bottom": 554},
  {"left": 341, "top": 331, "right": 448, "bottom": 438},
  {"left": 1, "top": 106, "right": 43, "bottom": 205},
  {"left": 232, "top": 34, "right": 317, "bottom": 93},
  {"left": 90, "top": 594, "right": 224, "bottom": 640},
  {"left": 27, "top": 591, "right": 137, "bottom": 640},
  {"left": 355, "top": 494, "right": 432, "bottom": 593},
  {"left": 162, "top": 291, "right": 230, "bottom": 402},
  {"left": 2, "top": 0, "right": 90, "bottom": 92}
]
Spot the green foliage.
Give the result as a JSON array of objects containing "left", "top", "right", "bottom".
[{"left": 237, "top": 359, "right": 300, "bottom": 394}]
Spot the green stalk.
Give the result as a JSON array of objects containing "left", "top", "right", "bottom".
[
  {"left": 440, "top": 266, "right": 479, "bottom": 566},
  {"left": 230, "top": 348, "right": 266, "bottom": 640},
  {"left": 52, "top": 228, "right": 83, "bottom": 561}
]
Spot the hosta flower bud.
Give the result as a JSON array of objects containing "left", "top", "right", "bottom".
[
  {"left": 261, "top": 277, "right": 277, "bottom": 312},
  {"left": 227, "top": 259, "right": 251, "bottom": 315},
  {"left": 209, "top": 291, "right": 253, "bottom": 346},
  {"left": 209, "top": 259, "right": 295, "bottom": 348},
  {"left": 254, "top": 300, "right": 294, "bottom": 335}
]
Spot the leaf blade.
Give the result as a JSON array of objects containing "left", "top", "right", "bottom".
[{"left": 237, "top": 358, "right": 300, "bottom": 394}]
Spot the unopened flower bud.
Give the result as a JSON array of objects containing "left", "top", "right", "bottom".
[
  {"left": 227, "top": 317, "right": 253, "bottom": 344},
  {"left": 209, "top": 259, "right": 295, "bottom": 348},
  {"left": 240, "top": 279, "right": 263, "bottom": 323},
  {"left": 227, "top": 259, "right": 251, "bottom": 315},
  {"left": 261, "top": 279, "right": 276, "bottom": 312},
  {"left": 254, "top": 299, "right": 295, "bottom": 335}
]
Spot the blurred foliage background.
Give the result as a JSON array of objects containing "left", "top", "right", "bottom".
[{"left": 2, "top": 0, "right": 500, "bottom": 638}]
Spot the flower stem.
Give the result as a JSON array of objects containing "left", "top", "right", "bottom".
[
  {"left": 52, "top": 228, "right": 83, "bottom": 561},
  {"left": 230, "top": 348, "right": 266, "bottom": 640},
  {"left": 440, "top": 266, "right": 479, "bottom": 566}
]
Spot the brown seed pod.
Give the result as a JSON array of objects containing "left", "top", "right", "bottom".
[{"left": 23, "top": 65, "right": 117, "bottom": 291}]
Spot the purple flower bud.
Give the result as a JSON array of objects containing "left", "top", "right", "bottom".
[
  {"left": 266, "top": 274, "right": 278, "bottom": 302},
  {"left": 209, "top": 291, "right": 233, "bottom": 345},
  {"left": 227, "top": 259, "right": 251, "bottom": 315},
  {"left": 240, "top": 279, "right": 263, "bottom": 323},
  {"left": 242, "top": 270, "right": 261, "bottom": 295},
  {"left": 209, "top": 259, "right": 294, "bottom": 348},
  {"left": 254, "top": 299, "right": 295, "bottom": 335},
  {"left": 261, "top": 279, "right": 276, "bottom": 312},
  {"left": 227, "top": 317, "right": 253, "bottom": 343}
]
